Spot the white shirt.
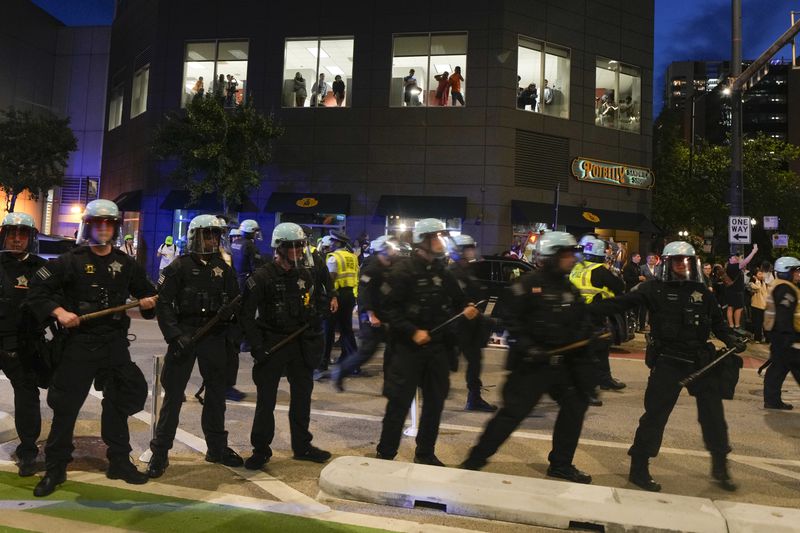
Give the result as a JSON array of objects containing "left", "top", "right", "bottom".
[{"left": 158, "top": 243, "right": 177, "bottom": 270}]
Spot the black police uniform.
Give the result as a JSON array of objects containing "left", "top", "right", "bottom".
[
  {"left": 448, "top": 259, "right": 493, "bottom": 405},
  {"left": 27, "top": 247, "right": 156, "bottom": 471},
  {"left": 377, "top": 253, "right": 466, "bottom": 462},
  {"left": 231, "top": 237, "right": 262, "bottom": 290},
  {"left": 763, "top": 282, "right": 800, "bottom": 408},
  {"left": 240, "top": 261, "right": 326, "bottom": 461},
  {"left": 150, "top": 253, "right": 240, "bottom": 460},
  {"left": 587, "top": 265, "right": 626, "bottom": 388},
  {"left": 0, "top": 252, "right": 47, "bottom": 468},
  {"left": 591, "top": 278, "right": 742, "bottom": 489},
  {"left": 463, "top": 266, "right": 595, "bottom": 478},
  {"left": 336, "top": 254, "right": 394, "bottom": 387}
]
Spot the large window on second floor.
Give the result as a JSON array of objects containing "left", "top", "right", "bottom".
[
  {"left": 282, "top": 38, "right": 354, "bottom": 108},
  {"left": 517, "top": 37, "right": 570, "bottom": 119},
  {"left": 595, "top": 57, "right": 641, "bottom": 133},
  {"left": 107, "top": 84, "right": 123, "bottom": 130},
  {"left": 391, "top": 33, "right": 467, "bottom": 107},
  {"left": 130, "top": 64, "right": 149, "bottom": 118},
  {"left": 182, "top": 41, "right": 249, "bottom": 108}
]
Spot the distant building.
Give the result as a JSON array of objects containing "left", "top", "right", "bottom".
[{"left": 1, "top": 0, "right": 110, "bottom": 237}]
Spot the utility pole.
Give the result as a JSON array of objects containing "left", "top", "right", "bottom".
[{"left": 729, "top": 0, "right": 743, "bottom": 255}]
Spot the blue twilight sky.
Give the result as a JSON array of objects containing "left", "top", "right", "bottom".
[{"left": 31, "top": 0, "right": 799, "bottom": 117}]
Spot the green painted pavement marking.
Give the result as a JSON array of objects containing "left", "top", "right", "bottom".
[
  {"left": 0, "top": 527, "right": 37, "bottom": 533},
  {"left": 0, "top": 472, "right": 387, "bottom": 533}
]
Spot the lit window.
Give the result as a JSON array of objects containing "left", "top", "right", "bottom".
[
  {"left": 283, "top": 38, "right": 354, "bottom": 108},
  {"left": 595, "top": 57, "right": 641, "bottom": 134},
  {"left": 130, "top": 65, "right": 149, "bottom": 118},
  {"left": 517, "top": 37, "right": 570, "bottom": 119},
  {"left": 391, "top": 33, "right": 467, "bottom": 107},
  {"left": 182, "top": 41, "right": 248, "bottom": 108},
  {"left": 108, "top": 84, "right": 123, "bottom": 130}
]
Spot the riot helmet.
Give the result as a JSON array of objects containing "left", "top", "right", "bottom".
[
  {"left": 76, "top": 199, "right": 121, "bottom": 246},
  {"left": 579, "top": 236, "right": 607, "bottom": 263},
  {"left": 660, "top": 241, "right": 703, "bottom": 284},
  {"left": 0, "top": 212, "right": 38, "bottom": 254},
  {"left": 318, "top": 235, "right": 335, "bottom": 254},
  {"left": 369, "top": 235, "right": 399, "bottom": 257},
  {"left": 239, "top": 219, "right": 262, "bottom": 240},
  {"left": 774, "top": 256, "right": 800, "bottom": 281},
  {"left": 534, "top": 231, "right": 580, "bottom": 272},
  {"left": 448, "top": 234, "right": 478, "bottom": 262},
  {"left": 187, "top": 214, "right": 226, "bottom": 255},
  {"left": 329, "top": 229, "right": 351, "bottom": 251},
  {"left": 412, "top": 218, "right": 449, "bottom": 260},
  {"left": 271, "top": 222, "right": 313, "bottom": 268}
]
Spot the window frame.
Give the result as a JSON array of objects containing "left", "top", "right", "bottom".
[
  {"left": 130, "top": 63, "right": 150, "bottom": 119},
  {"left": 516, "top": 35, "right": 571, "bottom": 120},
  {"left": 282, "top": 36, "right": 355, "bottom": 108},
  {"left": 107, "top": 82, "right": 124, "bottom": 131},
  {"left": 594, "top": 56, "right": 642, "bottom": 134},
  {"left": 181, "top": 39, "right": 250, "bottom": 108},
  {"left": 390, "top": 31, "right": 469, "bottom": 108}
]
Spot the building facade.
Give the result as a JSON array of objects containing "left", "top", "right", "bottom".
[
  {"left": 1, "top": 0, "right": 110, "bottom": 237},
  {"left": 103, "top": 0, "right": 655, "bottom": 277}
]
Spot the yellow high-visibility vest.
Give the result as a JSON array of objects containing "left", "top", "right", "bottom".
[
  {"left": 764, "top": 279, "right": 800, "bottom": 332},
  {"left": 329, "top": 249, "right": 359, "bottom": 293},
  {"left": 569, "top": 261, "right": 615, "bottom": 304}
]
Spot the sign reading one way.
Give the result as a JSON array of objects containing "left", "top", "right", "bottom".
[{"left": 728, "top": 216, "right": 751, "bottom": 245}]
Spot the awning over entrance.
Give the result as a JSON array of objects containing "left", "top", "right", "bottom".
[
  {"left": 375, "top": 195, "right": 467, "bottom": 219},
  {"left": 113, "top": 190, "right": 142, "bottom": 212},
  {"left": 511, "top": 200, "right": 659, "bottom": 233},
  {"left": 159, "top": 191, "right": 258, "bottom": 212},
  {"left": 264, "top": 192, "right": 351, "bottom": 214}
]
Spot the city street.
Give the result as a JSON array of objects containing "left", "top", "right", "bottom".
[{"left": 1, "top": 316, "right": 797, "bottom": 532}]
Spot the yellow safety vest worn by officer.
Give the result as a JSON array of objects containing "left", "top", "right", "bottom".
[
  {"left": 763, "top": 279, "right": 800, "bottom": 332},
  {"left": 328, "top": 249, "right": 359, "bottom": 294},
  {"left": 569, "top": 261, "right": 616, "bottom": 303}
]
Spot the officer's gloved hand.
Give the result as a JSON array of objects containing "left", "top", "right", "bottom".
[
  {"left": 171, "top": 334, "right": 194, "bottom": 357},
  {"left": 522, "top": 346, "right": 548, "bottom": 364},
  {"left": 251, "top": 348, "right": 269, "bottom": 363},
  {"left": 728, "top": 338, "right": 748, "bottom": 354}
]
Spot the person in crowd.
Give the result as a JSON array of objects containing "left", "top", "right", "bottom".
[
  {"left": 240, "top": 223, "right": 332, "bottom": 470},
  {"left": 231, "top": 220, "right": 263, "bottom": 291},
  {"left": 702, "top": 263, "right": 713, "bottom": 289},
  {"left": 225, "top": 74, "right": 238, "bottom": 106},
  {"left": 28, "top": 200, "right": 158, "bottom": 497},
  {"left": 332, "top": 75, "right": 346, "bottom": 107},
  {"left": 726, "top": 245, "right": 758, "bottom": 333},
  {"left": 449, "top": 66, "right": 465, "bottom": 106},
  {"left": 711, "top": 264, "right": 728, "bottom": 312},
  {"left": 462, "top": 232, "right": 595, "bottom": 484},
  {"left": 517, "top": 83, "right": 537, "bottom": 110},
  {"left": 377, "top": 219, "right": 478, "bottom": 466},
  {"left": 192, "top": 77, "right": 204, "bottom": 98},
  {"left": 591, "top": 241, "right": 746, "bottom": 493},
  {"left": 762, "top": 256, "right": 800, "bottom": 410},
  {"left": 434, "top": 71, "right": 450, "bottom": 106},
  {"left": 311, "top": 73, "right": 328, "bottom": 107},
  {"left": 123, "top": 234, "right": 136, "bottom": 257},
  {"left": 147, "top": 215, "right": 243, "bottom": 478},
  {"left": 293, "top": 72, "right": 307, "bottom": 107},
  {"left": 623, "top": 252, "right": 648, "bottom": 332},
  {"left": 157, "top": 235, "right": 177, "bottom": 273},
  {"left": 0, "top": 213, "right": 48, "bottom": 477},
  {"left": 760, "top": 260, "right": 775, "bottom": 285},
  {"left": 403, "top": 69, "right": 420, "bottom": 106},
  {"left": 748, "top": 267, "right": 769, "bottom": 344}
]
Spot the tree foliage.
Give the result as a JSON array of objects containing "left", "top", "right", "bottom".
[
  {"left": 152, "top": 95, "right": 283, "bottom": 215},
  {"left": 0, "top": 108, "right": 77, "bottom": 212},
  {"left": 652, "top": 108, "right": 800, "bottom": 260}
]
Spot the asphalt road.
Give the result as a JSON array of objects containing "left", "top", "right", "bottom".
[{"left": 1, "top": 317, "right": 798, "bottom": 531}]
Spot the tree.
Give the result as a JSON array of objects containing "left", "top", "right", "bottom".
[
  {"left": 652, "top": 107, "right": 800, "bottom": 260},
  {"left": 152, "top": 95, "right": 283, "bottom": 215},
  {"left": 0, "top": 108, "right": 77, "bottom": 213}
]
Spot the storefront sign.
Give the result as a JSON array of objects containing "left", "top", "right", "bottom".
[
  {"left": 295, "top": 197, "right": 319, "bottom": 208},
  {"left": 582, "top": 211, "right": 600, "bottom": 223},
  {"left": 571, "top": 157, "right": 655, "bottom": 190}
]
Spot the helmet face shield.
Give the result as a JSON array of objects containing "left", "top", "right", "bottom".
[
  {"left": 0, "top": 225, "right": 38, "bottom": 254},
  {"left": 662, "top": 255, "right": 704, "bottom": 284},
  {"left": 188, "top": 227, "right": 223, "bottom": 254},
  {"left": 78, "top": 217, "right": 120, "bottom": 246},
  {"left": 419, "top": 231, "right": 449, "bottom": 259},
  {"left": 277, "top": 239, "right": 313, "bottom": 269}
]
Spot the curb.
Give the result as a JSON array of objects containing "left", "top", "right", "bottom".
[
  {"left": 0, "top": 411, "right": 17, "bottom": 444},
  {"left": 318, "top": 456, "right": 799, "bottom": 532}
]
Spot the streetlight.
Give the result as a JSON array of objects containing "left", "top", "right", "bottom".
[
  {"left": 750, "top": 218, "right": 757, "bottom": 226},
  {"left": 678, "top": 230, "right": 689, "bottom": 237}
]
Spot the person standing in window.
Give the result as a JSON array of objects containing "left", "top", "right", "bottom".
[
  {"left": 192, "top": 77, "right": 204, "bottom": 99},
  {"left": 434, "top": 72, "right": 450, "bottom": 106},
  {"left": 449, "top": 66, "right": 465, "bottom": 106},
  {"left": 226, "top": 75, "right": 238, "bottom": 107},
  {"left": 332, "top": 75, "right": 346, "bottom": 107},
  {"left": 403, "top": 69, "right": 419, "bottom": 107},
  {"left": 293, "top": 72, "right": 307, "bottom": 107},
  {"left": 311, "top": 73, "right": 328, "bottom": 107}
]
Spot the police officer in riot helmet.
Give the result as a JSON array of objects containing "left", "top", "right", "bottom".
[
  {"left": 334, "top": 235, "right": 399, "bottom": 392},
  {"left": 27, "top": 199, "right": 158, "bottom": 497},
  {"left": 231, "top": 219, "right": 263, "bottom": 290},
  {"left": 0, "top": 213, "right": 48, "bottom": 477},
  {"left": 240, "top": 222, "right": 331, "bottom": 469},
  {"left": 762, "top": 256, "right": 800, "bottom": 410},
  {"left": 462, "top": 232, "right": 596, "bottom": 483},
  {"left": 590, "top": 241, "right": 746, "bottom": 492},
  {"left": 376, "top": 219, "right": 479, "bottom": 466},
  {"left": 448, "top": 234, "right": 496, "bottom": 412},
  {"left": 147, "top": 215, "right": 243, "bottom": 478},
  {"left": 570, "top": 236, "right": 627, "bottom": 403}
]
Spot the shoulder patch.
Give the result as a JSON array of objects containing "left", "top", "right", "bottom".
[
  {"left": 158, "top": 273, "right": 166, "bottom": 286},
  {"left": 246, "top": 276, "right": 257, "bottom": 290},
  {"left": 35, "top": 266, "right": 52, "bottom": 281}
]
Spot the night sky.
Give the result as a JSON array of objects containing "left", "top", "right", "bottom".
[{"left": 32, "top": 0, "right": 798, "bottom": 117}]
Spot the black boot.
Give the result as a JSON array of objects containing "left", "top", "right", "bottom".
[
  {"left": 107, "top": 458, "right": 149, "bottom": 485},
  {"left": 18, "top": 455, "right": 38, "bottom": 478},
  {"left": 599, "top": 377, "right": 627, "bottom": 391},
  {"left": 628, "top": 456, "right": 661, "bottom": 492},
  {"left": 711, "top": 454, "right": 737, "bottom": 492},
  {"left": 460, "top": 455, "right": 487, "bottom": 471},
  {"left": 33, "top": 467, "right": 66, "bottom": 497},
  {"left": 147, "top": 452, "right": 169, "bottom": 478},
  {"left": 293, "top": 445, "right": 332, "bottom": 464},
  {"left": 465, "top": 391, "right": 497, "bottom": 412},
  {"left": 244, "top": 452, "right": 270, "bottom": 470},
  {"left": 547, "top": 464, "right": 592, "bottom": 484},
  {"left": 206, "top": 447, "right": 244, "bottom": 467},
  {"left": 414, "top": 454, "right": 445, "bottom": 467}
]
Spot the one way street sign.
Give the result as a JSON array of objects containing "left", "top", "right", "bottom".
[{"left": 728, "top": 216, "right": 751, "bottom": 245}]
